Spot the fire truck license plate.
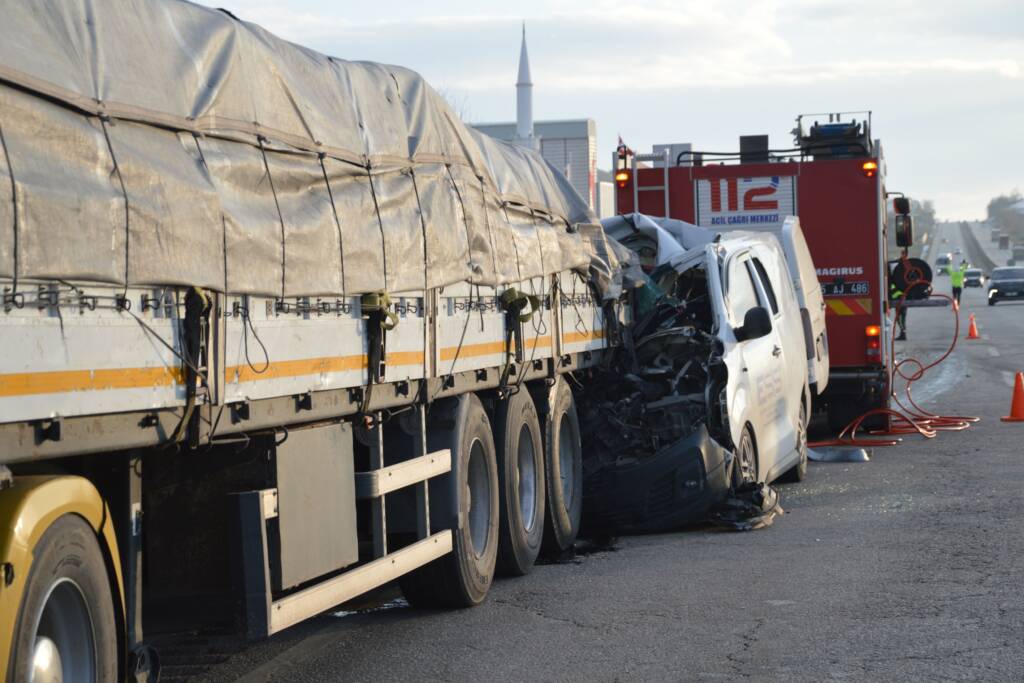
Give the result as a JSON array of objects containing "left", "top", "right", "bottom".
[{"left": 822, "top": 280, "right": 870, "bottom": 297}]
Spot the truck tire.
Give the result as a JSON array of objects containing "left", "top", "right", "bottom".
[
  {"left": 401, "top": 393, "right": 499, "bottom": 607},
  {"left": 539, "top": 377, "right": 583, "bottom": 555},
  {"left": 8, "top": 514, "right": 118, "bottom": 682},
  {"left": 494, "top": 388, "right": 546, "bottom": 576}
]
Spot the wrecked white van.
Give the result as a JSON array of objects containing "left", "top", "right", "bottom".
[{"left": 580, "top": 214, "right": 813, "bottom": 533}]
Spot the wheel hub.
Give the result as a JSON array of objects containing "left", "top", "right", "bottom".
[{"left": 31, "top": 636, "right": 63, "bottom": 683}]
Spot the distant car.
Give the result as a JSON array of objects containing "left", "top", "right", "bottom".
[
  {"left": 935, "top": 253, "right": 952, "bottom": 275},
  {"left": 954, "top": 247, "right": 962, "bottom": 255},
  {"left": 988, "top": 267, "right": 1024, "bottom": 305},
  {"left": 964, "top": 268, "right": 984, "bottom": 287}
]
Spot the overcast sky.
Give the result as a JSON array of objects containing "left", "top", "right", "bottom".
[{"left": 203, "top": 0, "right": 1022, "bottom": 219}]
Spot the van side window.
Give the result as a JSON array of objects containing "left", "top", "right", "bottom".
[
  {"left": 751, "top": 257, "right": 779, "bottom": 315},
  {"left": 728, "top": 259, "right": 761, "bottom": 323}
]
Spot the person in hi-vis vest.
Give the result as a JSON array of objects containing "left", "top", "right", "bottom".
[{"left": 951, "top": 261, "right": 967, "bottom": 305}]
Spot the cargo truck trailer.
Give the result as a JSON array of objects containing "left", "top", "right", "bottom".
[{"left": 0, "top": 3, "right": 633, "bottom": 679}]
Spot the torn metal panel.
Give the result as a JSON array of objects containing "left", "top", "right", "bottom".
[
  {"left": 582, "top": 425, "right": 731, "bottom": 535},
  {"left": 707, "top": 483, "right": 784, "bottom": 532}
]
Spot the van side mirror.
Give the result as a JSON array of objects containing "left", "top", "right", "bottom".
[
  {"left": 895, "top": 214, "right": 914, "bottom": 248},
  {"left": 735, "top": 306, "right": 772, "bottom": 341}
]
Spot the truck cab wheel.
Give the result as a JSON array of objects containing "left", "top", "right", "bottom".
[
  {"left": 494, "top": 388, "right": 546, "bottom": 576},
  {"left": 8, "top": 515, "right": 118, "bottom": 683},
  {"left": 539, "top": 377, "right": 583, "bottom": 556},
  {"left": 401, "top": 393, "right": 499, "bottom": 608}
]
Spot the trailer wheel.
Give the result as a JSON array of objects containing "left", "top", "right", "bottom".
[
  {"left": 540, "top": 377, "right": 583, "bottom": 555},
  {"left": 401, "top": 393, "right": 499, "bottom": 607},
  {"left": 494, "top": 388, "right": 546, "bottom": 575},
  {"left": 8, "top": 514, "right": 118, "bottom": 682}
]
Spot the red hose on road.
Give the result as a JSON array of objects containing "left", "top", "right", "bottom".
[{"left": 809, "top": 256, "right": 979, "bottom": 449}]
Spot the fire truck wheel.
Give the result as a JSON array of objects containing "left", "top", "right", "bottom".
[
  {"left": 540, "top": 377, "right": 583, "bottom": 556},
  {"left": 781, "top": 398, "right": 809, "bottom": 483},
  {"left": 401, "top": 393, "right": 499, "bottom": 608},
  {"left": 8, "top": 514, "right": 118, "bottom": 683},
  {"left": 494, "top": 388, "right": 546, "bottom": 576}
]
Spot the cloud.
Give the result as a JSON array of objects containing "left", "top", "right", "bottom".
[
  {"left": 213, "top": 0, "right": 1021, "bottom": 93},
  {"left": 202, "top": 0, "right": 1024, "bottom": 217}
]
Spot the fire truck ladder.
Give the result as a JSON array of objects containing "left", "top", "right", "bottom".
[{"left": 631, "top": 149, "right": 670, "bottom": 218}]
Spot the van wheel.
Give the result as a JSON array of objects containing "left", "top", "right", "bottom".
[
  {"left": 401, "top": 394, "right": 499, "bottom": 607},
  {"left": 494, "top": 389, "right": 546, "bottom": 575},
  {"left": 781, "top": 399, "right": 809, "bottom": 483},
  {"left": 539, "top": 377, "right": 583, "bottom": 555},
  {"left": 732, "top": 425, "right": 758, "bottom": 487},
  {"left": 8, "top": 515, "right": 118, "bottom": 682}
]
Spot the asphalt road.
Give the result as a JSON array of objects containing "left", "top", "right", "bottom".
[{"left": 183, "top": 221, "right": 1024, "bottom": 682}]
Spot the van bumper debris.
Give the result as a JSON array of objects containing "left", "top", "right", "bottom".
[
  {"left": 582, "top": 424, "right": 731, "bottom": 534},
  {"left": 708, "top": 482, "right": 784, "bottom": 531}
]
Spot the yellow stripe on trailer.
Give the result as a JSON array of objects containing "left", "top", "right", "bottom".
[
  {"left": 563, "top": 329, "right": 604, "bottom": 344},
  {"left": 826, "top": 298, "right": 873, "bottom": 316},
  {"left": 0, "top": 366, "right": 185, "bottom": 398}
]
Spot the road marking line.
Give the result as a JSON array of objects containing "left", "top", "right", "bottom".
[{"left": 988, "top": 347, "right": 1001, "bottom": 357}]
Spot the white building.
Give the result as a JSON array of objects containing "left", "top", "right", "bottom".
[{"left": 472, "top": 27, "right": 600, "bottom": 213}]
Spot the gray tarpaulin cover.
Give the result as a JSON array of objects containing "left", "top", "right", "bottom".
[{"left": 0, "top": 0, "right": 614, "bottom": 297}]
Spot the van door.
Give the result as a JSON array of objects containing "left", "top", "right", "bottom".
[
  {"left": 723, "top": 252, "right": 782, "bottom": 481},
  {"left": 781, "top": 218, "right": 829, "bottom": 392}
]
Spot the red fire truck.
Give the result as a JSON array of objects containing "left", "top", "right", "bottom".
[{"left": 614, "top": 112, "right": 902, "bottom": 431}]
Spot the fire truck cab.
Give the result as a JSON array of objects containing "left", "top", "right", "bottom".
[{"left": 614, "top": 113, "right": 898, "bottom": 431}]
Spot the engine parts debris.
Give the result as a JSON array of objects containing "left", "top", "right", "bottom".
[{"left": 708, "top": 483, "right": 784, "bottom": 532}]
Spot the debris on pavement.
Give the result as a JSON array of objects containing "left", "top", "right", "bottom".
[
  {"left": 707, "top": 483, "right": 784, "bottom": 532},
  {"left": 808, "top": 446, "right": 872, "bottom": 463}
]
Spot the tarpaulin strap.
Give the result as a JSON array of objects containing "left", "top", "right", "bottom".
[
  {"left": 361, "top": 291, "right": 399, "bottom": 330},
  {"left": 256, "top": 136, "right": 287, "bottom": 300},
  {"left": 500, "top": 287, "right": 540, "bottom": 324},
  {"left": 497, "top": 288, "right": 541, "bottom": 389},
  {"left": 445, "top": 166, "right": 487, "bottom": 279},
  {"left": 98, "top": 115, "right": 131, "bottom": 292},
  {"left": 169, "top": 287, "right": 212, "bottom": 446},
  {"left": 362, "top": 291, "right": 397, "bottom": 388},
  {"left": 318, "top": 153, "right": 347, "bottom": 295},
  {"left": 0, "top": 122, "right": 17, "bottom": 294}
]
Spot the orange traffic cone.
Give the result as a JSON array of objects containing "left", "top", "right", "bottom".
[
  {"left": 967, "top": 314, "right": 980, "bottom": 340},
  {"left": 1002, "top": 372, "right": 1024, "bottom": 422}
]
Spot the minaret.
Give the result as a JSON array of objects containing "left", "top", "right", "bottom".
[{"left": 514, "top": 23, "right": 537, "bottom": 149}]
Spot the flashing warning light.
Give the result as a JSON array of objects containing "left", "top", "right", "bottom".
[
  {"left": 615, "top": 169, "right": 631, "bottom": 188},
  {"left": 862, "top": 160, "right": 879, "bottom": 178},
  {"left": 866, "top": 324, "right": 882, "bottom": 355}
]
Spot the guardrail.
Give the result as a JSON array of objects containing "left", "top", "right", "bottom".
[{"left": 960, "top": 223, "right": 997, "bottom": 272}]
